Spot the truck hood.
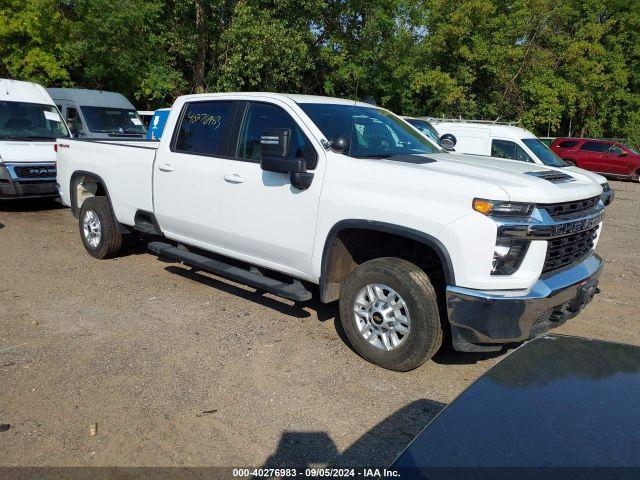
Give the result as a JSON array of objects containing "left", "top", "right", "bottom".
[
  {"left": 563, "top": 165, "right": 607, "bottom": 185},
  {"left": 0, "top": 140, "right": 57, "bottom": 164},
  {"left": 389, "top": 152, "right": 603, "bottom": 203}
]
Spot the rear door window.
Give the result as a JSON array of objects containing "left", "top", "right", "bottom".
[
  {"left": 173, "top": 101, "right": 235, "bottom": 156},
  {"left": 579, "top": 141, "right": 608, "bottom": 152},
  {"left": 491, "top": 140, "right": 532, "bottom": 162}
]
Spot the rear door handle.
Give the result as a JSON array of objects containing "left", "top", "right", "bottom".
[
  {"left": 223, "top": 174, "right": 244, "bottom": 184},
  {"left": 158, "top": 163, "right": 174, "bottom": 172}
]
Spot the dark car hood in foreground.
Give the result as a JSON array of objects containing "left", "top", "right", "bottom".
[{"left": 391, "top": 335, "right": 640, "bottom": 480}]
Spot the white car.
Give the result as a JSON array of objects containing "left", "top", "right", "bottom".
[
  {"left": 406, "top": 118, "right": 613, "bottom": 205},
  {"left": 0, "top": 79, "right": 70, "bottom": 200},
  {"left": 56, "top": 93, "right": 605, "bottom": 370}
]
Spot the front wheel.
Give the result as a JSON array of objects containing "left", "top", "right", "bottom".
[
  {"left": 79, "top": 196, "right": 123, "bottom": 259},
  {"left": 339, "top": 257, "right": 443, "bottom": 371}
]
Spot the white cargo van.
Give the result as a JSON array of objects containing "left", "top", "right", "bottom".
[
  {"left": 424, "top": 119, "right": 613, "bottom": 204},
  {"left": 0, "top": 79, "right": 70, "bottom": 200},
  {"left": 47, "top": 88, "right": 146, "bottom": 139}
]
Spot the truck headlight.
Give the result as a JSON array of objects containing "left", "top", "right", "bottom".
[
  {"left": 491, "top": 239, "right": 529, "bottom": 275},
  {"left": 473, "top": 198, "right": 534, "bottom": 217}
]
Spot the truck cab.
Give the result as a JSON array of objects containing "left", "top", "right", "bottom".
[
  {"left": 0, "top": 79, "right": 70, "bottom": 200},
  {"left": 47, "top": 88, "right": 147, "bottom": 139}
]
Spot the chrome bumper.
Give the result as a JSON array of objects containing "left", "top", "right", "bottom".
[{"left": 446, "top": 254, "right": 603, "bottom": 352}]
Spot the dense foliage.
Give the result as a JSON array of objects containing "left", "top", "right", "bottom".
[{"left": 1, "top": 0, "right": 639, "bottom": 143}]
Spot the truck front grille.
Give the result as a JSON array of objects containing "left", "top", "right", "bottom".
[
  {"left": 543, "top": 226, "right": 598, "bottom": 273},
  {"left": 541, "top": 196, "right": 600, "bottom": 219},
  {"left": 14, "top": 166, "right": 57, "bottom": 178}
]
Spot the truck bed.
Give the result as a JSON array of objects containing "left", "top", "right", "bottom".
[{"left": 56, "top": 138, "right": 159, "bottom": 226}]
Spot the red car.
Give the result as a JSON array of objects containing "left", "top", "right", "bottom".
[{"left": 551, "top": 137, "right": 640, "bottom": 182}]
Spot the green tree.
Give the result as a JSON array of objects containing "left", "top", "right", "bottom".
[{"left": 0, "top": 0, "right": 75, "bottom": 85}]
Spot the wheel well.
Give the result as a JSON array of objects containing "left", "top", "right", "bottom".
[
  {"left": 320, "top": 227, "right": 449, "bottom": 303},
  {"left": 71, "top": 173, "right": 107, "bottom": 215}
]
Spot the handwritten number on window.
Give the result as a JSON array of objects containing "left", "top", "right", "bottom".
[{"left": 187, "top": 112, "right": 222, "bottom": 129}]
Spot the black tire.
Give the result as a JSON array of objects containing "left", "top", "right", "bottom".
[
  {"left": 339, "top": 257, "right": 443, "bottom": 371},
  {"left": 633, "top": 169, "right": 640, "bottom": 182},
  {"left": 563, "top": 159, "right": 576, "bottom": 167},
  {"left": 78, "top": 196, "right": 123, "bottom": 259}
]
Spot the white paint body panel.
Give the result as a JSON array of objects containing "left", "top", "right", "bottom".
[{"left": 56, "top": 93, "right": 604, "bottom": 291}]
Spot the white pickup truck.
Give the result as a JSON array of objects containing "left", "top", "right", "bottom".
[{"left": 56, "top": 93, "right": 606, "bottom": 371}]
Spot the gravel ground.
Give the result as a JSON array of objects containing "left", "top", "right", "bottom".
[{"left": 0, "top": 180, "right": 638, "bottom": 468}]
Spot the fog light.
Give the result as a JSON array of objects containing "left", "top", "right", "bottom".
[{"left": 491, "top": 239, "right": 529, "bottom": 275}]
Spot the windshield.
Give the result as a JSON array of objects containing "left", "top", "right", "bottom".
[
  {"left": 299, "top": 103, "right": 440, "bottom": 158},
  {"left": 406, "top": 118, "right": 441, "bottom": 144},
  {"left": 521, "top": 138, "right": 566, "bottom": 167},
  {"left": 80, "top": 106, "right": 146, "bottom": 134},
  {"left": 0, "top": 101, "right": 69, "bottom": 140}
]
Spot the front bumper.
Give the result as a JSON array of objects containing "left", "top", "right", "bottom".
[
  {"left": 446, "top": 253, "right": 603, "bottom": 352},
  {"left": 0, "top": 164, "right": 58, "bottom": 199}
]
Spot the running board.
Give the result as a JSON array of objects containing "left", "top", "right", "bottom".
[{"left": 148, "top": 241, "right": 312, "bottom": 302}]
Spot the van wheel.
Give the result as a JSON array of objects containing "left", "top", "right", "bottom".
[
  {"left": 79, "top": 196, "right": 123, "bottom": 259},
  {"left": 339, "top": 257, "right": 443, "bottom": 371}
]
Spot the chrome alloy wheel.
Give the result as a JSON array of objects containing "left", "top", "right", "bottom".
[
  {"left": 353, "top": 284, "right": 411, "bottom": 351},
  {"left": 82, "top": 210, "right": 102, "bottom": 248}
]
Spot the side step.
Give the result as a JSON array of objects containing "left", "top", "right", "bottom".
[{"left": 148, "top": 241, "right": 312, "bottom": 302}]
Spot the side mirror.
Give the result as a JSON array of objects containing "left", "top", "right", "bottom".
[
  {"left": 619, "top": 152, "right": 628, "bottom": 157},
  {"left": 330, "top": 135, "right": 350, "bottom": 154},
  {"left": 260, "top": 128, "right": 314, "bottom": 190},
  {"left": 439, "top": 133, "right": 457, "bottom": 151}
]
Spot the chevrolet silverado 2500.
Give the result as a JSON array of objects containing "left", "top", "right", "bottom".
[{"left": 56, "top": 93, "right": 606, "bottom": 371}]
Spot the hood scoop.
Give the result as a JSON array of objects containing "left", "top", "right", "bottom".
[{"left": 525, "top": 170, "right": 574, "bottom": 184}]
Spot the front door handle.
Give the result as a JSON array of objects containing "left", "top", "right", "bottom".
[
  {"left": 158, "top": 163, "right": 174, "bottom": 172},
  {"left": 223, "top": 174, "right": 245, "bottom": 184}
]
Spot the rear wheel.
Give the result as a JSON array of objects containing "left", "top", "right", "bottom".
[
  {"left": 633, "top": 169, "right": 640, "bottom": 182},
  {"left": 79, "top": 196, "right": 123, "bottom": 259},
  {"left": 339, "top": 257, "right": 443, "bottom": 371}
]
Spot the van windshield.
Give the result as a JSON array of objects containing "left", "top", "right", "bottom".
[
  {"left": 80, "top": 106, "right": 146, "bottom": 134},
  {"left": 521, "top": 138, "right": 566, "bottom": 167},
  {"left": 300, "top": 103, "right": 440, "bottom": 158},
  {"left": 0, "top": 101, "right": 69, "bottom": 140}
]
